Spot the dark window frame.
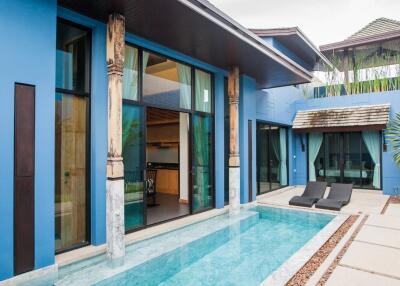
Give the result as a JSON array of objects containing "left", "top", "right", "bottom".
[
  {"left": 55, "top": 17, "right": 92, "bottom": 254},
  {"left": 306, "top": 131, "right": 383, "bottom": 190},
  {"left": 256, "top": 120, "right": 290, "bottom": 196},
  {"left": 123, "top": 41, "right": 216, "bottom": 234}
]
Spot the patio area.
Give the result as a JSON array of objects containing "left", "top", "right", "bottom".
[{"left": 258, "top": 186, "right": 400, "bottom": 285}]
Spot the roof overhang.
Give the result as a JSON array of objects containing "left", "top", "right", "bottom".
[
  {"left": 292, "top": 104, "right": 390, "bottom": 133},
  {"left": 320, "top": 29, "right": 400, "bottom": 52},
  {"left": 251, "top": 27, "right": 331, "bottom": 70},
  {"left": 58, "top": 0, "right": 313, "bottom": 88}
]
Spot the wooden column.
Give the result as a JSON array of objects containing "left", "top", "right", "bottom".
[
  {"left": 106, "top": 13, "right": 125, "bottom": 265},
  {"left": 228, "top": 66, "right": 241, "bottom": 213}
]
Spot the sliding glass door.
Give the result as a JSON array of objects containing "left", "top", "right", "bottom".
[
  {"left": 256, "top": 123, "right": 288, "bottom": 195},
  {"left": 309, "top": 132, "right": 381, "bottom": 189},
  {"left": 122, "top": 104, "right": 146, "bottom": 231}
]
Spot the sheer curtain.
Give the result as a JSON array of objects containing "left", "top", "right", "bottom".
[
  {"left": 362, "top": 131, "right": 381, "bottom": 188},
  {"left": 177, "top": 64, "right": 191, "bottom": 109},
  {"left": 279, "top": 128, "right": 287, "bottom": 185},
  {"left": 123, "top": 46, "right": 138, "bottom": 100},
  {"left": 195, "top": 69, "right": 211, "bottom": 112},
  {"left": 308, "top": 133, "right": 323, "bottom": 181}
]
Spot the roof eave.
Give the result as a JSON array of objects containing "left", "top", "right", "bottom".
[{"left": 182, "top": 0, "right": 313, "bottom": 82}]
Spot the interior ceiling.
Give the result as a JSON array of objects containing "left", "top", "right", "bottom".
[
  {"left": 58, "top": 0, "right": 311, "bottom": 88},
  {"left": 147, "top": 107, "right": 179, "bottom": 125}
]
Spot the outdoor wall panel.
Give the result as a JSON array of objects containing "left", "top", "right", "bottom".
[{"left": 14, "top": 84, "right": 35, "bottom": 275}]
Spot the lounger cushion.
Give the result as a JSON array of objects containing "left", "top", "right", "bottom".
[
  {"left": 315, "top": 198, "right": 345, "bottom": 211},
  {"left": 289, "top": 196, "right": 319, "bottom": 207}
]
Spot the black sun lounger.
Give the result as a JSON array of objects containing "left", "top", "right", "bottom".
[
  {"left": 315, "top": 183, "right": 353, "bottom": 211},
  {"left": 289, "top": 181, "right": 327, "bottom": 207}
]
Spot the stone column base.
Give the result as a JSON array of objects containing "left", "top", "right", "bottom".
[
  {"left": 106, "top": 179, "right": 125, "bottom": 267},
  {"left": 229, "top": 167, "right": 241, "bottom": 215}
]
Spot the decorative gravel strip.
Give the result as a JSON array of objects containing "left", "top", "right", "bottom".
[
  {"left": 316, "top": 215, "right": 368, "bottom": 286},
  {"left": 381, "top": 196, "right": 400, "bottom": 214},
  {"left": 285, "top": 215, "right": 358, "bottom": 286}
]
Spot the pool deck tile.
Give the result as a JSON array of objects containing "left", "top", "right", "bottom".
[
  {"left": 365, "top": 214, "right": 400, "bottom": 230},
  {"left": 340, "top": 241, "right": 400, "bottom": 279},
  {"left": 325, "top": 266, "right": 400, "bottom": 286},
  {"left": 385, "top": 204, "right": 400, "bottom": 216},
  {"left": 355, "top": 225, "right": 400, "bottom": 249}
]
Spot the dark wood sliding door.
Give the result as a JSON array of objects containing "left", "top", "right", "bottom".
[{"left": 14, "top": 83, "right": 35, "bottom": 275}]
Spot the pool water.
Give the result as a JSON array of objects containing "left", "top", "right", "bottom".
[{"left": 56, "top": 206, "right": 334, "bottom": 286}]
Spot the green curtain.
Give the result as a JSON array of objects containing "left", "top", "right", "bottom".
[
  {"left": 177, "top": 64, "right": 191, "bottom": 109},
  {"left": 195, "top": 69, "right": 211, "bottom": 112},
  {"left": 279, "top": 128, "right": 287, "bottom": 185},
  {"left": 271, "top": 129, "right": 281, "bottom": 180},
  {"left": 362, "top": 131, "right": 381, "bottom": 188},
  {"left": 308, "top": 133, "right": 323, "bottom": 181},
  {"left": 193, "top": 115, "right": 212, "bottom": 211},
  {"left": 123, "top": 46, "right": 138, "bottom": 100}
]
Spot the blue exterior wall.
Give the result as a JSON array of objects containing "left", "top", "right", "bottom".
[{"left": 0, "top": 0, "right": 57, "bottom": 280}]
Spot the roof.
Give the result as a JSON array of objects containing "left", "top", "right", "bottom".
[
  {"left": 320, "top": 17, "right": 400, "bottom": 51},
  {"left": 58, "top": 0, "right": 313, "bottom": 88},
  {"left": 250, "top": 27, "right": 331, "bottom": 70},
  {"left": 292, "top": 104, "right": 390, "bottom": 132},
  {"left": 348, "top": 18, "right": 400, "bottom": 40}
]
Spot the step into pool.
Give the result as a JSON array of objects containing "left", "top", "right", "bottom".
[{"left": 55, "top": 206, "right": 334, "bottom": 286}]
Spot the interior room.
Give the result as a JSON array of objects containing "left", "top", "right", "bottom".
[{"left": 146, "top": 107, "right": 190, "bottom": 225}]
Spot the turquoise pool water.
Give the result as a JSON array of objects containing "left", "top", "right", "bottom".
[{"left": 56, "top": 206, "right": 333, "bottom": 286}]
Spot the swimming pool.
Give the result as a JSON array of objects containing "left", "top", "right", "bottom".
[{"left": 56, "top": 206, "right": 334, "bottom": 286}]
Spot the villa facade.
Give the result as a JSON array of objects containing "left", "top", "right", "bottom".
[{"left": 1, "top": 0, "right": 400, "bottom": 283}]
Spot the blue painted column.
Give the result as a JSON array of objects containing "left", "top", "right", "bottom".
[{"left": 214, "top": 73, "right": 225, "bottom": 208}]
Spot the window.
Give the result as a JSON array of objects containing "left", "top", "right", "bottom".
[
  {"left": 142, "top": 51, "right": 191, "bottom": 110},
  {"left": 123, "top": 45, "right": 139, "bottom": 100},
  {"left": 308, "top": 132, "right": 381, "bottom": 189},
  {"left": 55, "top": 19, "right": 91, "bottom": 252},
  {"left": 195, "top": 69, "right": 212, "bottom": 113}
]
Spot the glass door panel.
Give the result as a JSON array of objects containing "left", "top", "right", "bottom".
[
  {"left": 324, "top": 133, "right": 341, "bottom": 184},
  {"left": 55, "top": 93, "right": 89, "bottom": 252},
  {"left": 122, "top": 104, "right": 145, "bottom": 231},
  {"left": 257, "top": 123, "right": 270, "bottom": 194},
  {"left": 192, "top": 114, "right": 214, "bottom": 212},
  {"left": 270, "top": 127, "right": 281, "bottom": 191},
  {"left": 343, "top": 133, "right": 361, "bottom": 187}
]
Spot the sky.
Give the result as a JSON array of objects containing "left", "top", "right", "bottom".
[{"left": 208, "top": 0, "right": 400, "bottom": 47}]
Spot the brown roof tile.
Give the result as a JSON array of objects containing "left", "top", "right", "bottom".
[{"left": 292, "top": 104, "right": 390, "bottom": 131}]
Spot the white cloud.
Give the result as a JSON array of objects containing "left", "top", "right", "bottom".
[{"left": 209, "top": 0, "right": 400, "bottom": 46}]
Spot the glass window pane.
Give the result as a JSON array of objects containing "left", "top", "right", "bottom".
[
  {"left": 257, "top": 124, "right": 270, "bottom": 194},
  {"left": 55, "top": 93, "right": 88, "bottom": 251},
  {"left": 192, "top": 114, "right": 214, "bottom": 212},
  {"left": 343, "top": 133, "right": 361, "bottom": 187},
  {"left": 122, "top": 104, "right": 145, "bottom": 231},
  {"left": 195, "top": 69, "right": 212, "bottom": 113},
  {"left": 142, "top": 51, "right": 191, "bottom": 110},
  {"left": 123, "top": 45, "right": 139, "bottom": 100},
  {"left": 56, "top": 21, "right": 90, "bottom": 93}
]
